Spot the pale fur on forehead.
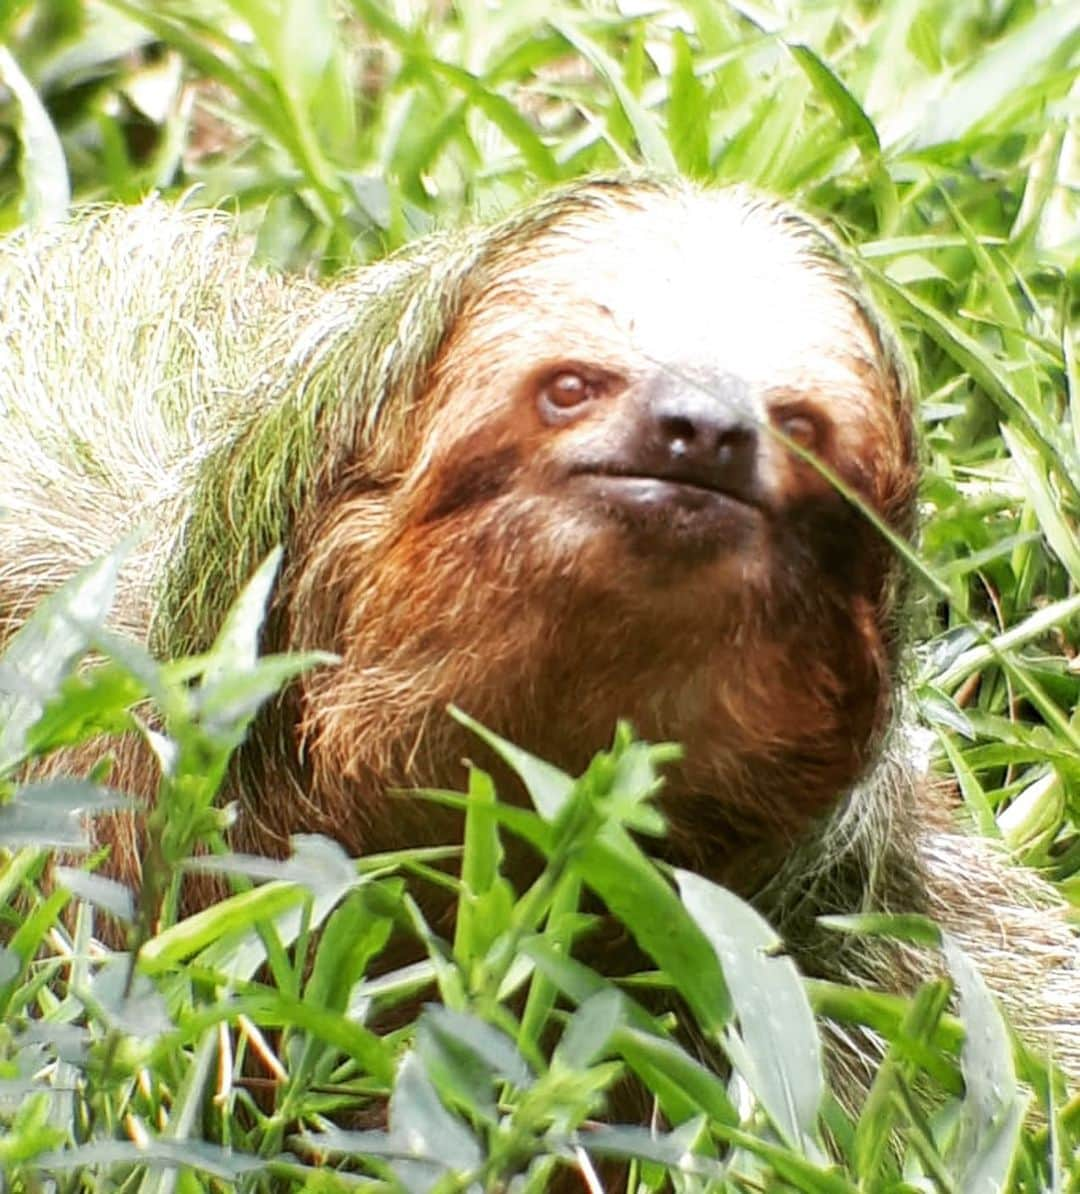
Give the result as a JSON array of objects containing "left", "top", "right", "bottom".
[{"left": 433, "top": 184, "right": 893, "bottom": 459}]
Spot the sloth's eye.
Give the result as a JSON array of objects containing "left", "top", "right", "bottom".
[
  {"left": 536, "top": 368, "right": 601, "bottom": 422},
  {"left": 776, "top": 410, "right": 821, "bottom": 452},
  {"left": 544, "top": 371, "right": 593, "bottom": 407}
]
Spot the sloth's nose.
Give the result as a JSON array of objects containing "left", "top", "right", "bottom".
[{"left": 643, "top": 376, "right": 762, "bottom": 504}]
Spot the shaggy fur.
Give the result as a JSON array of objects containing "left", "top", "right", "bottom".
[{"left": 0, "top": 178, "right": 1076, "bottom": 1087}]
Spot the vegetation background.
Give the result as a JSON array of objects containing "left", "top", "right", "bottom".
[{"left": 0, "top": 0, "right": 1078, "bottom": 1190}]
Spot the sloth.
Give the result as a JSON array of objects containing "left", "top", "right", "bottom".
[{"left": 0, "top": 176, "right": 1076, "bottom": 1090}]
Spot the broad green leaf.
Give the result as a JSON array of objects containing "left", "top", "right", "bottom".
[
  {"left": 34, "top": 1139, "right": 265, "bottom": 1179},
  {"left": 304, "top": 888, "right": 392, "bottom": 1013},
  {"left": 0, "top": 546, "right": 129, "bottom": 773},
  {"left": 917, "top": 687, "right": 976, "bottom": 739},
  {"left": 554, "top": 988, "right": 624, "bottom": 1070},
  {"left": 450, "top": 707, "right": 572, "bottom": 819},
  {"left": 0, "top": 47, "right": 70, "bottom": 224},
  {"left": 138, "top": 882, "right": 312, "bottom": 973},
  {"left": 388, "top": 1052, "right": 483, "bottom": 1178},
  {"left": 52, "top": 867, "right": 134, "bottom": 923},
  {"left": 569, "top": 1120, "right": 718, "bottom": 1174},
  {"left": 677, "top": 871, "right": 823, "bottom": 1154},
  {"left": 454, "top": 765, "right": 510, "bottom": 966},
  {"left": 613, "top": 1025, "right": 739, "bottom": 1127},
  {"left": 0, "top": 946, "right": 17, "bottom": 985},
  {"left": 817, "top": 912, "right": 942, "bottom": 948},
  {"left": 423, "top": 1005, "right": 532, "bottom": 1087},
  {"left": 202, "top": 548, "right": 282, "bottom": 680},
  {"left": 577, "top": 830, "right": 733, "bottom": 1035},
  {"left": 997, "top": 769, "right": 1063, "bottom": 856},
  {"left": 943, "top": 935, "right": 1028, "bottom": 1192}
]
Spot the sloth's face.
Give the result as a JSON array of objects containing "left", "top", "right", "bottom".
[
  {"left": 410, "top": 187, "right": 913, "bottom": 618},
  {"left": 308, "top": 185, "right": 916, "bottom": 820}
]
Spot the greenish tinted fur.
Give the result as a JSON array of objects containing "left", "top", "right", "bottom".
[
  {"left": 158, "top": 231, "right": 468, "bottom": 655},
  {"left": 157, "top": 178, "right": 679, "bottom": 656}
]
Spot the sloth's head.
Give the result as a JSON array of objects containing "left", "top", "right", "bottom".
[
  {"left": 411, "top": 183, "right": 914, "bottom": 603},
  {"left": 288, "top": 179, "right": 918, "bottom": 849}
]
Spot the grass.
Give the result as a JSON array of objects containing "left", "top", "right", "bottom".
[{"left": 0, "top": 0, "right": 1078, "bottom": 1190}]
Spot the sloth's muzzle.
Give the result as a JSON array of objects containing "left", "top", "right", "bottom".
[{"left": 570, "top": 371, "right": 766, "bottom": 555}]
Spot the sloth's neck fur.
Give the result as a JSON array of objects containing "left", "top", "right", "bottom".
[{"left": 233, "top": 677, "right": 929, "bottom": 978}]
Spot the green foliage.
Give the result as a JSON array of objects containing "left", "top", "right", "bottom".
[
  {"left": 0, "top": 565, "right": 1075, "bottom": 1190},
  {"left": 0, "top": 0, "right": 1078, "bottom": 1189}
]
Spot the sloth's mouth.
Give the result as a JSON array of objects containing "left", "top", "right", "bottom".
[
  {"left": 572, "top": 466, "right": 762, "bottom": 510},
  {"left": 571, "top": 467, "right": 762, "bottom": 557}
]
